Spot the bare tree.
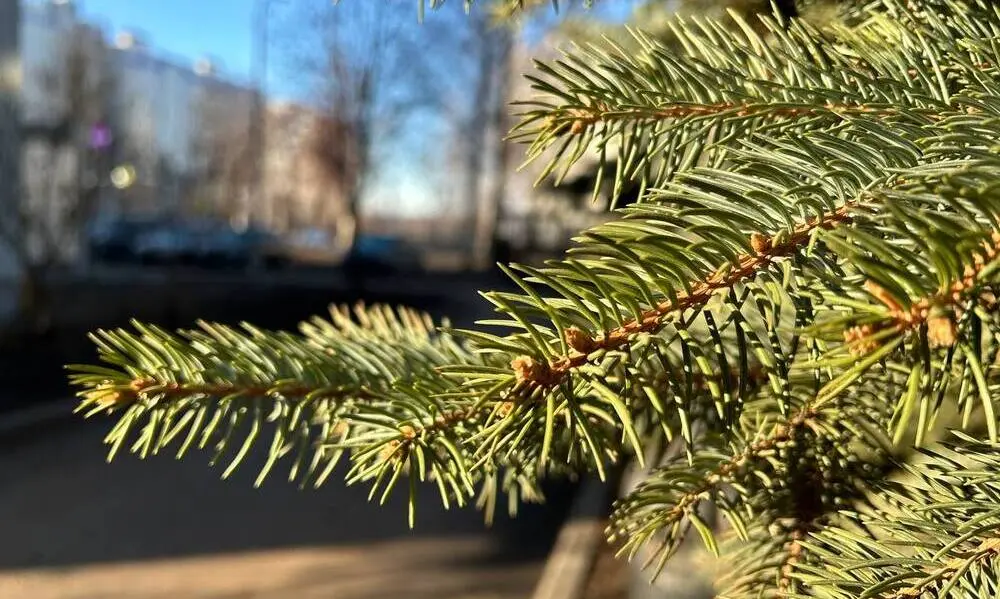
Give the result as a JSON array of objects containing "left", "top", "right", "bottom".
[
  {"left": 464, "top": 13, "right": 514, "bottom": 270},
  {"left": 0, "top": 23, "right": 115, "bottom": 333},
  {"left": 278, "top": 0, "right": 450, "bottom": 260},
  {"left": 188, "top": 86, "right": 257, "bottom": 224}
]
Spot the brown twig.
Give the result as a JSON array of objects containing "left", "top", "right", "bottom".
[
  {"left": 515, "top": 202, "right": 857, "bottom": 387},
  {"left": 560, "top": 101, "right": 902, "bottom": 131},
  {"left": 778, "top": 526, "right": 808, "bottom": 592},
  {"left": 848, "top": 231, "right": 1000, "bottom": 352},
  {"left": 80, "top": 378, "right": 375, "bottom": 410},
  {"left": 887, "top": 538, "right": 1000, "bottom": 599}
]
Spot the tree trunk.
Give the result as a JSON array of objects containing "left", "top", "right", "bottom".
[
  {"left": 463, "top": 22, "right": 497, "bottom": 272},
  {"left": 16, "top": 264, "right": 53, "bottom": 337},
  {"left": 472, "top": 28, "right": 513, "bottom": 271}
]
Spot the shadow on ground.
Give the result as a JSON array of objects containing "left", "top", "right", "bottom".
[
  {"left": 0, "top": 270, "right": 573, "bottom": 598},
  {"left": 0, "top": 416, "right": 576, "bottom": 598},
  {"left": 0, "top": 269, "right": 514, "bottom": 412}
]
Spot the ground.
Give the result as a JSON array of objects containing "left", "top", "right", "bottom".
[
  {"left": 0, "top": 268, "right": 573, "bottom": 599},
  {"left": 0, "top": 417, "right": 574, "bottom": 598}
]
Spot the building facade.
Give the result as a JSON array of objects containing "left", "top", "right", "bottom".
[
  {"left": 20, "top": 0, "right": 112, "bottom": 265},
  {"left": 107, "top": 33, "right": 255, "bottom": 220},
  {"left": 16, "top": 0, "right": 263, "bottom": 231},
  {"left": 0, "top": 0, "right": 21, "bottom": 323},
  {"left": 10, "top": 0, "right": 353, "bottom": 269}
]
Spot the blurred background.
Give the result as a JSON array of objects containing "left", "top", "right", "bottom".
[
  {"left": 0, "top": 1, "right": 649, "bottom": 598},
  {"left": 0, "top": 0, "right": 656, "bottom": 399},
  {"left": 0, "top": 1, "right": 842, "bottom": 597}
]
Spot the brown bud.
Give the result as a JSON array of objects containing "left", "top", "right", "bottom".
[
  {"left": 844, "top": 324, "right": 881, "bottom": 356},
  {"left": 749, "top": 233, "right": 768, "bottom": 254},
  {"left": 564, "top": 327, "right": 596, "bottom": 354},
  {"left": 511, "top": 356, "right": 553, "bottom": 385},
  {"left": 380, "top": 440, "right": 402, "bottom": 463},
  {"left": 570, "top": 119, "right": 585, "bottom": 135},
  {"left": 496, "top": 401, "right": 515, "bottom": 419},
  {"left": 331, "top": 420, "right": 349, "bottom": 437},
  {"left": 981, "top": 291, "right": 998, "bottom": 310},
  {"left": 130, "top": 378, "right": 154, "bottom": 392},
  {"left": 863, "top": 280, "right": 904, "bottom": 315},
  {"left": 927, "top": 315, "right": 957, "bottom": 348},
  {"left": 84, "top": 386, "right": 124, "bottom": 409}
]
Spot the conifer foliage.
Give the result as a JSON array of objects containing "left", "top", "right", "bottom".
[{"left": 69, "top": 0, "right": 1000, "bottom": 596}]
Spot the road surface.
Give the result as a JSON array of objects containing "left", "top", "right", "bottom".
[{"left": 0, "top": 417, "right": 574, "bottom": 599}]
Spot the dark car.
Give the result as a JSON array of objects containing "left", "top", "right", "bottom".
[
  {"left": 132, "top": 222, "right": 202, "bottom": 266},
  {"left": 342, "top": 235, "right": 423, "bottom": 277},
  {"left": 194, "top": 226, "right": 290, "bottom": 270},
  {"left": 237, "top": 227, "right": 290, "bottom": 270},
  {"left": 86, "top": 217, "right": 160, "bottom": 263}
]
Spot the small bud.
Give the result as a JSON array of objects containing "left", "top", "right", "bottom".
[
  {"left": 83, "top": 386, "right": 124, "bottom": 409},
  {"left": 570, "top": 119, "right": 585, "bottom": 135},
  {"left": 844, "top": 324, "right": 881, "bottom": 356},
  {"left": 981, "top": 291, "right": 998, "bottom": 310},
  {"left": 331, "top": 420, "right": 349, "bottom": 437},
  {"left": 511, "top": 355, "right": 553, "bottom": 385},
  {"left": 380, "top": 439, "right": 402, "bottom": 463},
  {"left": 130, "top": 378, "right": 154, "bottom": 392},
  {"left": 496, "top": 401, "right": 515, "bottom": 418},
  {"left": 927, "top": 314, "right": 957, "bottom": 348},
  {"left": 863, "top": 280, "right": 904, "bottom": 315},
  {"left": 749, "top": 233, "right": 769, "bottom": 254},
  {"left": 565, "top": 327, "right": 597, "bottom": 354}
]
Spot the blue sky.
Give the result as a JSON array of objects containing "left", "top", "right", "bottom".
[
  {"left": 71, "top": 0, "right": 643, "bottom": 217},
  {"left": 75, "top": 0, "right": 643, "bottom": 99},
  {"left": 78, "top": 0, "right": 259, "bottom": 84}
]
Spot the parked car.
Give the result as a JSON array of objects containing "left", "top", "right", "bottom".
[
  {"left": 190, "top": 226, "right": 288, "bottom": 270},
  {"left": 342, "top": 235, "right": 423, "bottom": 277},
  {"left": 132, "top": 223, "right": 201, "bottom": 265},
  {"left": 238, "top": 227, "right": 291, "bottom": 270},
  {"left": 283, "top": 227, "right": 341, "bottom": 267},
  {"left": 86, "top": 217, "right": 160, "bottom": 264},
  {"left": 194, "top": 226, "right": 248, "bottom": 269}
]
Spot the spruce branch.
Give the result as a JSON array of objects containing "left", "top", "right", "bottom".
[
  {"left": 799, "top": 436, "right": 1000, "bottom": 598},
  {"left": 608, "top": 401, "right": 820, "bottom": 562},
  {"left": 450, "top": 121, "right": 922, "bottom": 470},
  {"left": 64, "top": 1, "right": 1000, "bottom": 595},
  {"left": 885, "top": 539, "right": 1000, "bottom": 599},
  {"left": 609, "top": 389, "right": 893, "bottom": 580},
  {"left": 510, "top": 200, "right": 856, "bottom": 390},
  {"left": 511, "top": 4, "right": 975, "bottom": 201},
  {"left": 68, "top": 306, "right": 495, "bottom": 501}
]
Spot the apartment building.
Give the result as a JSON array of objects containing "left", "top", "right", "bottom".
[
  {"left": 0, "top": 0, "right": 20, "bottom": 323},
  {"left": 20, "top": 0, "right": 110, "bottom": 264},
  {"left": 16, "top": 0, "right": 261, "bottom": 234},
  {"left": 7, "top": 0, "right": 358, "bottom": 267}
]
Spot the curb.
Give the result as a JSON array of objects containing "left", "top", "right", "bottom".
[
  {"left": 0, "top": 398, "right": 79, "bottom": 440},
  {"left": 531, "top": 475, "right": 612, "bottom": 599}
]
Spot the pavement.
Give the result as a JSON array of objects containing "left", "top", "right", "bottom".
[
  {"left": 0, "top": 270, "right": 579, "bottom": 599},
  {"left": 0, "top": 416, "right": 576, "bottom": 599},
  {"left": 0, "top": 267, "right": 516, "bottom": 414}
]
